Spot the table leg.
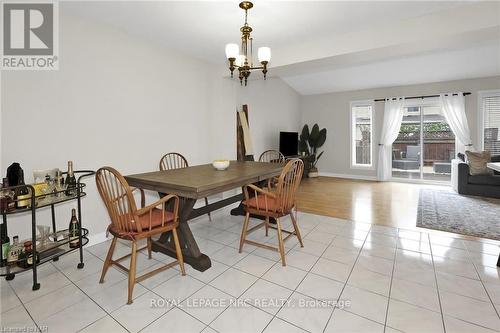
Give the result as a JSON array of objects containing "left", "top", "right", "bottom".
[{"left": 151, "top": 198, "right": 212, "bottom": 272}]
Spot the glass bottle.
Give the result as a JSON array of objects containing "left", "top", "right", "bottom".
[
  {"left": 65, "top": 161, "right": 77, "bottom": 196},
  {"left": 7, "top": 236, "right": 22, "bottom": 264},
  {"left": 1, "top": 178, "right": 16, "bottom": 212},
  {"left": 16, "top": 170, "right": 30, "bottom": 209},
  {"left": 45, "top": 174, "right": 54, "bottom": 194},
  {"left": 0, "top": 182, "right": 6, "bottom": 214},
  {"left": 68, "top": 208, "right": 80, "bottom": 248},
  {"left": 54, "top": 170, "right": 65, "bottom": 197},
  {"left": 18, "top": 241, "right": 39, "bottom": 268},
  {"left": 0, "top": 224, "right": 10, "bottom": 265}
]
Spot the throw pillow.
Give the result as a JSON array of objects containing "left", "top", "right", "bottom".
[{"left": 465, "top": 151, "right": 492, "bottom": 176}]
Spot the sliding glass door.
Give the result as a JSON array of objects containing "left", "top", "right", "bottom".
[
  {"left": 422, "top": 106, "right": 455, "bottom": 181},
  {"left": 392, "top": 102, "right": 455, "bottom": 183},
  {"left": 392, "top": 107, "right": 421, "bottom": 180}
]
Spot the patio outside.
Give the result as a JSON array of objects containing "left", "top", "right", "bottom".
[{"left": 392, "top": 106, "right": 455, "bottom": 182}]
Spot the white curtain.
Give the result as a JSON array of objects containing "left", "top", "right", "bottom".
[
  {"left": 377, "top": 98, "right": 405, "bottom": 181},
  {"left": 439, "top": 93, "right": 473, "bottom": 153}
]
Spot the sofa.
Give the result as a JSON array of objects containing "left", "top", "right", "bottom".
[
  {"left": 451, "top": 155, "right": 500, "bottom": 198},
  {"left": 393, "top": 145, "right": 420, "bottom": 170}
]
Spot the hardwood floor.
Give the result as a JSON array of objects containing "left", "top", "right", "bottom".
[{"left": 296, "top": 176, "right": 449, "bottom": 229}]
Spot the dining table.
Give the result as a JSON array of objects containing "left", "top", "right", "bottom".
[{"left": 125, "top": 161, "right": 283, "bottom": 272}]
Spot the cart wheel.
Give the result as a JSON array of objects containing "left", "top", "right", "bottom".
[
  {"left": 52, "top": 257, "right": 59, "bottom": 262},
  {"left": 32, "top": 283, "right": 40, "bottom": 291},
  {"left": 5, "top": 273, "right": 15, "bottom": 281},
  {"left": 77, "top": 263, "right": 84, "bottom": 269}
]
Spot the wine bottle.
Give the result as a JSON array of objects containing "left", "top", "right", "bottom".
[
  {"left": 68, "top": 208, "right": 80, "bottom": 248},
  {"left": 16, "top": 169, "right": 30, "bottom": 209},
  {"left": 18, "top": 241, "right": 39, "bottom": 268},
  {"left": 65, "top": 161, "right": 77, "bottom": 196},
  {"left": 7, "top": 236, "right": 21, "bottom": 264},
  {"left": 0, "top": 224, "right": 10, "bottom": 265}
]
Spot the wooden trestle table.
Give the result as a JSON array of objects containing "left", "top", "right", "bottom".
[{"left": 125, "top": 161, "right": 283, "bottom": 271}]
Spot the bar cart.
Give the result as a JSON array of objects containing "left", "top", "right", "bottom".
[{"left": 0, "top": 170, "right": 94, "bottom": 290}]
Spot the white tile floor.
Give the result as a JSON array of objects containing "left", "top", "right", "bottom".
[{"left": 1, "top": 207, "right": 499, "bottom": 333}]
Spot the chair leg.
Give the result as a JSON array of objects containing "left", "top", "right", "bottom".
[
  {"left": 239, "top": 212, "right": 250, "bottom": 253},
  {"left": 147, "top": 237, "right": 152, "bottom": 259},
  {"left": 276, "top": 218, "right": 286, "bottom": 266},
  {"left": 127, "top": 241, "right": 137, "bottom": 305},
  {"left": 290, "top": 211, "right": 304, "bottom": 248},
  {"left": 204, "top": 197, "right": 212, "bottom": 221},
  {"left": 264, "top": 217, "right": 269, "bottom": 237},
  {"left": 99, "top": 236, "right": 117, "bottom": 283},
  {"left": 172, "top": 228, "right": 186, "bottom": 276}
]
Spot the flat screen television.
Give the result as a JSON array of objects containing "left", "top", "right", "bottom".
[{"left": 279, "top": 132, "right": 299, "bottom": 157}]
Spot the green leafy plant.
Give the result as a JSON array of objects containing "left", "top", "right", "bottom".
[
  {"left": 400, "top": 122, "right": 451, "bottom": 133},
  {"left": 298, "top": 124, "right": 327, "bottom": 170}
]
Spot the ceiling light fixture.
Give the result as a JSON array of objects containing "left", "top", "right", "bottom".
[{"left": 225, "top": 1, "right": 270, "bottom": 86}]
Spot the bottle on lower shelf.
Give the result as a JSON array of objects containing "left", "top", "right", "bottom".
[
  {"left": 7, "top": 236, "right": 22, "bottom": 265},
  {"left": 0, "top": 223, "right": 10, "bottom": 266},
  {"left": 18, "top": 241, "right": 40, "bottom": 268},
  {"left": 68, "top": 208, "right": 80, "bottom": 248}
]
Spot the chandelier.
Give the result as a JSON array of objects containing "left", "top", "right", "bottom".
[{"left": 225, "top": 1, "right": 271, "bottom": 86}]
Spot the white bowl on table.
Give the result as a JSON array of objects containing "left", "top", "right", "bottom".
[{"left": 212, "top": 160, "right": 230, "bottom": 171}]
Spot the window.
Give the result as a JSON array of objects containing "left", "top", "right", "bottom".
[
  {"left": 480, "top": 90, "right": 500, "bottom": 155},
  {"left": 351, "top": 102, "right": 373, "bottom": 168}
]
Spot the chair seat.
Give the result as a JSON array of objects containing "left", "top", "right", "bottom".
[
  {"left": 244, "top": 195, "right": 280, "bottom": 212},
  {"left": 136, "top": 208, "right": 175, "bottom": 231},
  {"left": 109, "top": 209, "right": 175, "bottom": 237}
]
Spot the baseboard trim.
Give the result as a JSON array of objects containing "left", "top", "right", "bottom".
[
  {"left": 318, "top": 172, "right": 377, "bottom": 181},
  {"left": 87, "top": 231, "right": 109, "bottom": 247}
]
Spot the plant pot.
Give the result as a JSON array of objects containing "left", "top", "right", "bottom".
[{"left": 308, "top": 167, "right": 319, "bottom": 178}]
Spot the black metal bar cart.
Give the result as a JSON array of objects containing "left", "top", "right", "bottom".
[{"left": 0, "top": 170, "right": 94, "bottom": 290}]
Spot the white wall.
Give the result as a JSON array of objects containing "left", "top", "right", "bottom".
[
  {"left": 0, "top": 13, "right": 300, "bottom": 241},
  {"left": 300, "top": 76, "right": 500, "bottom": 178},
  {"left": 237, "top": 78, "right": 301, "bottom": 155},
  {"left": 208, "top": 73, "right": 301, "bottom": 161}
]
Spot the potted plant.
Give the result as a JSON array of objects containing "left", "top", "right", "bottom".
[{"left": 298, "top": 124, "right": 327, "bottom": 178}]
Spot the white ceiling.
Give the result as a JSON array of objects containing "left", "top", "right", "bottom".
[
  {"left": 63, "top": 1, "right": 500, "bottom": 95},
  {"left": 281, "top": 41, "right": 500, "bottom": 95}
]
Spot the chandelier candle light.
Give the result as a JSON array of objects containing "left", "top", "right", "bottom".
[{"left": 225, "top": 1, "right": 271, "bottom": 86}]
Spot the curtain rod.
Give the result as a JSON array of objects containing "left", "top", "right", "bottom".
[{"left": 374, "top": 92, "right": 471, "bottom": 102}]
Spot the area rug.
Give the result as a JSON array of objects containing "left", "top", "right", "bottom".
[{"left": 416, "top": 189, "right": 500, "bottom": 240}]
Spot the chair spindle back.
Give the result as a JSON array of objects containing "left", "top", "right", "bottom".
[
  {"left": 96, "top": 167, "right": 140, "bottom": 233},
  {"left": 159, "top": 152, "right": 189, "bottom": 171},
  {"left": 259, "top": 150, "right": 285, "bottom": 164},
  {"left": 276, "top": 159, "right": 304, "bottom": 212}
]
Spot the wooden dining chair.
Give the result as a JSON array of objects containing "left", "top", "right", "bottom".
[
  {"left": 159, "top": 152, "right": 211, "bottom": 221},
  {"left": 259, "top": 150, "right": 285, "bottom": 163},
  {"left": 96, "top": 167, "right": 185, "bottom": 305},
  {"left": 239, "top": 159, "right": 304, "bottom": 266},
  {"left": 259, "top": 150, "right": 286, "bottom": 189}
]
